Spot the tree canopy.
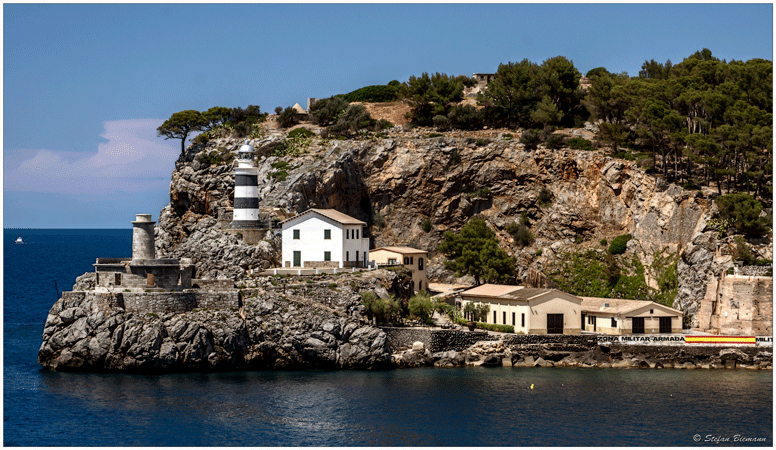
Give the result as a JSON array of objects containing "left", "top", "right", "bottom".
[
  {"left": 157, "top": 110, "right": 209, "bottom": 155},
  {"left": 438, "top": 217, "right": 516, "bottom": 285}
]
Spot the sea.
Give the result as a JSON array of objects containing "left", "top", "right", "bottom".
[{"left": 3, "top": 229, "right": 773, "bottom": 446}]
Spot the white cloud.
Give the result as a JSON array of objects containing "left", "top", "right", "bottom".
[{"left": 5, "top": 119, "right": 180, "bottom": 195}]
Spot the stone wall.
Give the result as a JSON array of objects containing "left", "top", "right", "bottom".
[
  {"left": 304, "top": 261, "right": 339, "bottom": 269},
  {"left": 380, "top": 327, "right": 434, "bottom": 352},
  {"left": 696, "top": 273, "right": 773, "bottom": 335},
  {"left": 430, "top": 330, "right": 499, "bottom": 352},
  {"left": 192, "top": 279, "right": 235, "bottom": 290},
  {"left": 197, "top": 291, "right": 241, "bottom": 310},
  {"left": 119, "top": 291, "right": 240, "bottom": 314}
]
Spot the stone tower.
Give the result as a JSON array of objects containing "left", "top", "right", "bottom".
[
  {"left": 132, "top": 214, "right": 155, "bottom": 261},
  {"left": 231, "top": 140, "right": 261, "bottom": 228}
]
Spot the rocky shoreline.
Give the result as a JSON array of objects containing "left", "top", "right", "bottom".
[{"left": 38, "top": 271, "right": 771, "bottom": 373}]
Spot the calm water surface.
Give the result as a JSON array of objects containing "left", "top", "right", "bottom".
[{"left": 4, "top": 230, "right": 773, "bottom": 446}]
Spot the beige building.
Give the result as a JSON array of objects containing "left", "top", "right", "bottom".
[
  {"left": 371, "top": 246, "right": 429, "bottom": 293},
  {"left": 458, "top": 284, "right": 582, "bottom": 334},
  {"left": 580, "top": 297, "right": 683, "bottom": 335}
]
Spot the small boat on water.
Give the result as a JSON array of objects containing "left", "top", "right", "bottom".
[{"left": 15, "top": 236, "right": 23, "bottom": 244}]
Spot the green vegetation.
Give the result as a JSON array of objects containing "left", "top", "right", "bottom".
[
  {"left": 463, "top": 302, "right": 490, "bottom": 322},
  {"left": 341, "top": 83, "right": 400, "bottom": 103},
  {"left": 538, "top": 186, "right": 553, "bottom": 207},
  {"left": 421, "top": 219, "right": 432, "bottom": 233},
  {"left": 520, "top": 130, "right": 542, "bottom": 150},
  {"left": 715, "top": 193, "right": 770, "bottom": 238},
  {"left": 277, "top": 106, "right": 299, "bottom": 128},
  {"left": 547, "top": 249, "right": 678, "bottom": 307},
  {"left": 438, "top": 217, "right": 516, "bottom": 285},
  {"left": 600, "top": 238, "right": 608, "bottom": 247},
  {"left": 269, "top": 160, "right": 298, "bottom": 182},
  {"left": 288, "top": 127, "right": 315, "bottom": 139},
  {"left": 608, "top": 234, "right": 632, "bottom": 255},
  {"left": 466, "top": 187, "right": 491, "bottom": 198},
  {"left": 309, "top": 96, "right": 392, "bottom": 137},
  {"left": 453, "top": 317, "right": 514, "bottom": 333},
  {"left": 408, "top": 291, "right": 434, "bottom": 324},
  {"left": 361, "top": 291, "right": 401, "bottom": 324},
  {"left": 159, "top": 105, "right": 269, "bottom": 154},
  {"left": 506, "top": 218, "right": 534, "bottom": 247},
  {"left": 566, "top": 137, "right": 594, "bottom": 151},
  {"left": 399, "top": 72, "right": 476, "bottom": 127}
]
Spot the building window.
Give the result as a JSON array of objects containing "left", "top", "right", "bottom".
[
  {"left": 418, "top": 258, "right": 424, "bottom": 270},
  {"left": 115, "top": 273, "right": 122, "bottom": 286},
  {"left": 650, "top": 309, "right": 654, "bottom": 314},
  {"left": 404, "top": 257, "right": 409, "bottom": 264},
  {"left": 521, "top": 313, "right": 525, "bottom": 327},
  {"left": 410, "top": 256, "right": 414, "bottom": 264},
  {"left": 363, "top": 252, "right": 367, "bottom": 264},
  {"left": 356, "top": 229, "right": 359, "bottom": 239},
  {"left": 324, "top": 229, "right": 331, "bottom": 239},
  {"left": 346, "top": 251, "right": 349, "bottom": 261},
  {"left": 419, "top": 281, "right": 423, "bottom": 291},
  {"left": 493, "top": 311, "right": 497, "bottom": 323},
  {"left": 293, "top": 229, "right": 300, "bottom": 240},
  {"left": 324, "top": 251, "right": 331, "bottom": 261},
  {"left": 512, "top": 312, "right": 515, "bottom": 326},
  {"left": 611, "top": 317, "right": 617, "bottom": 327},
  {"left": 388, "top": 258, "right": 397, "bottom": 264},
  {"left": 347, "top": 229, "right": 350, "bottom": 239},
  {"left": 503, "top": 311, "right": 507, "bottom": 325}
]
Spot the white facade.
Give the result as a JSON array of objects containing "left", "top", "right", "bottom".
[{"left": 281, "top": 209, "right": 369, "bottom": 268}]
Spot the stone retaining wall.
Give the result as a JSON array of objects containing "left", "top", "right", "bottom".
[
  {"left": 380, "top": 327, "right": 434, "bottom": 352},
  {"left": 430, "top": 330, "right": 499, "bottom": 352},
  {"left": 104, "top": 291, "right": 241, "bottom": 314},
  {"left": 192, "top": 279, "right": 235, "bottom": 291},
  {"left": 197, "top": 292, "right": 241, "bottom": 310}
]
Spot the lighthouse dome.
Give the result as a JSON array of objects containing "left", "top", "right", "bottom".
[{"left": 238, "top": 140, "right": 254, "bottom": 159}]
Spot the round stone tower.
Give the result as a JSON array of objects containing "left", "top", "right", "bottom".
[
  {"left": 231, "top": 140, "right": 261, "bottom": 228},
  {"left": 131, "top": 214, "right": 156, "bottom": 261}
]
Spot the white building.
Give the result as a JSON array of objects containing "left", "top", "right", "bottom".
[{"left": 280, "top": 209, "right": 369, "bottom": 268}]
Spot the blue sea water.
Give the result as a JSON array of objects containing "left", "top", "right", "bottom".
[{"left": 3, "top": 229, "right": 773, "bottom": 446}]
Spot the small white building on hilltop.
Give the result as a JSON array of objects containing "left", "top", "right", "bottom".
[
  {"left": 371, "top": 246, "right": 428, "bottom": 293},
  {"left": 280, "top": 209, "right": 369, "bottom": 268}
]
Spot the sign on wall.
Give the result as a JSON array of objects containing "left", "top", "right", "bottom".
[{"left": 596, "top": 335, "right": 773, "bottom": 346}]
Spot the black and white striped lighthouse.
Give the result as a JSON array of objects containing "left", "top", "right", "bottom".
[{"left": 230, "top": 140, "right": 261, "bottom": 228}]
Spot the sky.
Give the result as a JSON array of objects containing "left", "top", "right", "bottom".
[{"left": 3, "top": 3, "right": 773, "bottom": 228}]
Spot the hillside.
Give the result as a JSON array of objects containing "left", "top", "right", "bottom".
[{"left": 153, "top": 112, "right": 772, "bottom": 327}]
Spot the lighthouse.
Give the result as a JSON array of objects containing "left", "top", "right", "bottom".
[{"left": 231, "top": 140, "right": 261, "bottom": 228}]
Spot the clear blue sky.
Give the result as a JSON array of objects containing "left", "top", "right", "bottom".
[{"left": 4, "top": 3, "right": 773, "bottom": 228}]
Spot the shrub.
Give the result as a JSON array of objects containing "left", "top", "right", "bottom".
[
  {"left": 545, "top": 133, "right": 566, "bottom": 149},
  {"left": 288, "top": 127, "right": 315, "bottom": 139},
  {"left": 449, "top": 149, "right": 462, "bottom": 165},
  {"left": 361, "top": 291, "right": 401, "bottom": 323},
  {"left": 502, "top": 133, "right": 513, "bottom": 141},
  {"left": 566, "top": 137, "right": 594, "bottom": 151},
  {"left": 277, "top": 106, "right": 299, "bottom": 128},
  {"left": 520, "top": 130, "right": 541, "bottom": 150},
  {"left": 433, "top": 115, "right": 451, "bottom": 130},
  {"left": 732, "top": 236, "right": 757, "bottom": 266},
  {"left": 408, "top": 292, "right": 434, "bottom": 323},
  {"left": 535, "top": 249, "right": 543, "bottom": 256},
  {"left": 609, "top": 234, "right": 632, "bottom": 255},
  {"left": 341, "top": 84, "right": 399, "bottom": 103},
  {"left": 466, "top": 187, "right": 491, "bottom": 198},
  {"left": 453, "top": 317, "right": 513, "bottom": 333},
  {"left": 538, "top": 186, "right": 552, "bottom": 207},
  {"left": 574, "top": 235, "right": 583, "bottom": 244},
  {"left": 447, "top": 104, "right": 483, "bottom": 130},
  {"left": 475, "top": 138, "right": 491, "bottom": 147},
  {"left": 715, "top": 193, "right": 770, "bottom": 238},
  {"left": 600, "top": 238, "right": 608, "bottom": 247},
  {"left": 427, "top": 133, "right": 443, "bottom": 138},
  {"left": 421, "top": 220, "right": 432, "bottom": 232},
  {"left": 506, "top": 221, "right": 534, "bottom": 247},
  {"left": 309, "top": 96, "right": 349, "bottom": 126}
]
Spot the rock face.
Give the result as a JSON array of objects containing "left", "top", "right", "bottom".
[
  {"left": 37, "top": 270, "right": 410, "bottom": 373},
  {"left": 152, "top": 124, "right": 767, "bottom": 322}
]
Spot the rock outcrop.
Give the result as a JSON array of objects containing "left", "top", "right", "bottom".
[{"left": 38, "top": 270, "right": 411, "bottom": 373}]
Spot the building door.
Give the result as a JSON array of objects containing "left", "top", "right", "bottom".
[
  {"left": 632, "top": 317, "right": 645, "bottom": 334},
  {"left": 592, "top": 315, "right": 597, "bottom": 332},
  {"left": 293, "top": 251, "right": 301, "bottom": 267},
  {"left": 659, "top": 317, "right": 672, "bottom": 333},
  {"left": 547, "top": 314, "right": 564, "bottom": 334}
]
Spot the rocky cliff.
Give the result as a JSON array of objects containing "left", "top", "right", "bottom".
[
  {"left": 154, "top": 122, "right": 771, "bottom": 323},
  {"left": 38, "top": 269, "right": 412, "bottom": 373}
]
